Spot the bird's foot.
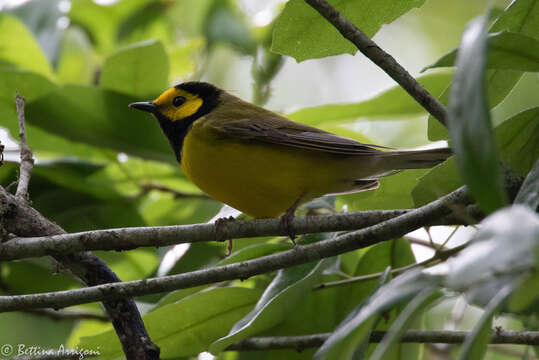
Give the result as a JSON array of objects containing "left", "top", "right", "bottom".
[
  {"left": 280, "top": 211, "right": 296, "bottom": 245},
  {"left": 215, "top": 216, "right": 236, "bottom": 256}
]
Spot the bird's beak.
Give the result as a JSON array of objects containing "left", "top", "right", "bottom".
[{"left": 129, "top": 101, "right": 157, "bottom": 114}]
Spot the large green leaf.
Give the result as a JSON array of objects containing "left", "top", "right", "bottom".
[
  {"left": 287, "top": 73, "right": 452, "bottom": 127},
  {"left": 272, "top": 0, "right": 425, "bottom": 62},
  {"left": 424, "top": 31, "right": 539, "bottom": 72},
  {"left": 204, "top": 0, "right": 256, "bottom": 55},
  {"left": 411, "top": 158, "right": 461, "bottom": 207},
  {"left": 413, "top": 107, "right": 539, "bottom": 207},
  {"left": 100, "top": 40, "right": 169, "bottom": 97},
  {"left": 0, "top": 14, "right": 53, "bottom": 77},
  {"left": 210, "top": 251, "right": 334, "bottom": 353},
  {"left": 80, "top": 287, "right": 263, "bottom": 359},
  {"left": 68, "top": 0, "right": 152, "bottom": 53},
  {"left": 25, "top": 85, "right": 174, "bottom": 163},
  {"left": 315, "top": 270, "right": 439, "bottom": 360},
  {"left": 428, "top": 0, "right": 539, "bottom": 140},
  {"left": 445, "top": 206, "right": 539, "bottom": 308},
  {"left": 56, "top": 27, "right": 95, "bottom": 84},
  {"left": 494, "top": 107, "right": 539, "bottom": 176},
  {"left": 9, "top": 0, "right": 63, "bottom": 65},
  {"left": 447, "top": 13, "right": 506, "bottom": 214},
  {"left": 338, "top": 169, "right": 429, "bottom": 211}
]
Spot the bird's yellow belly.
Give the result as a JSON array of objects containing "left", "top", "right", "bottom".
[{"left": 180, "top": 129, "right": 353, "bottom": 218}]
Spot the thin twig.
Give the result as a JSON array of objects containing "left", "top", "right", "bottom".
[
  {"left": 405, "top": 235, "right": 448, "bottom": 251},
  {"left": 0, "top": 186, "right": 470, "bottom": 311},
  {"left": 225, "top": 329, "right": 539, "bottom": 351},
  {"left": 313, "top": 243, "right": 467, "bottom": 290},
  {"left": 304, "top": 0, "right": 448, "bottom": 126},
  {"left": 15, "top": 94, "right": 34, "bottom": 199}
]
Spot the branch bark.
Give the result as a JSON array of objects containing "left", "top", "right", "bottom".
[
  {"left": 226, "top": 329, "right": 539, "bottom": 351},
  {"left": 14, "top": 94, "right": 33, "bottom": 199},
  {"left": 0, "top": 187, "right": 159, "bottom": 359},
  {"left": 0, "top": 204, "right": 482, "bottom": 262},
  {"left": 304, "top": 0, "right": 448, "bottom": 126},
  {"left": 0, "top": 186, "right": 470, "bottom": 311}
]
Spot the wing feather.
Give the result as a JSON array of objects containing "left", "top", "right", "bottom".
[{"left": 213, "top": 118, "right": 390, "bottom": 155}]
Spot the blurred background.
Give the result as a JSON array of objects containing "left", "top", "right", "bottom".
[{"left": 0, "top": 0, "right": 538, "bottom": 359}]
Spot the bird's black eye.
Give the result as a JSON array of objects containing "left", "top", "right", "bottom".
[{"left": 173, "top": 96, "right": 186, "bottom": 107}]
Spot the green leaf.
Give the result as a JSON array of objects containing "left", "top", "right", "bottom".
[
  {"left": 25, "top": 85, "right": 174, "bottom": 162},
  {"left": 204, "top": 0, "right": 256, "bottom": 55},
  {"left": 0, "top": 14, "right": 53, "bottom": 77},
  {"left": 209, "top": 256, "right": 334, "bottom": 354},
  {"left": 68, "top": 0, "right": 152, "bottom": 53},
  {"left": 447, "top": 13, "right": 507, "bottom": 214},
  {"left": 2, "top": 259, "right": 80, "bottom": 295},
  {"left": 100, "top": 40, "right": 169, "bottom": 98},
  {"left": 445, "top": 206, "right": 539, "bottom": 307},
  {"left": 287, "top": 73, "right": 452, "bottom": 127},
  {"left": 495, "top": 107, "right": 539, "bottom": 176},
  {"left": 514, "top": 159, "right": 539, "bottom": 210},
  {"left": 9, "top": 0, "right": 63, "bottom": 65},
  {"left": 272, "top": 0, "right": 425, "bottom": 62},
  {"left": 423, "top": 32, "right": 539, "bottom": 72},
  {"left": 56, "top": 27, "right": 95, "bottom": 84},
  {"left": 217, "top": 243, "right": 293, "bottom": 266},
  {"left": 315, "top": 270, "right": 439, "bottom": 360},
  {"left": 508, "top": 270, "right": 539, "bottom": 313},
  {"left": 428, "top": 0, "right": 539, "bottom": 141},
  {"left": 117, "top": 1, "right": 172, "bottom": 45},
  {"left": 338, "top": 169, "right": 429, "bottom": 211},
  {"left": 370, "top": 289, "right": 441, "bottom": 360},
  {"left": 168, "top": 38, "right": 205, "bottom": 82},
  {"left": 414, "top": 107, "right": 538, "bottom": 207},
  {"left": 411, "top": 158, "right": 461, "bottom": 207},
  {"left": 460, "top": 285, "right": 513, "bottom": 360},
  {"left": 80, "top": 287, "right": 263, "bottom": 359},
  {"left": 96, "top": 248, "right": 158, "bottom": 282}
]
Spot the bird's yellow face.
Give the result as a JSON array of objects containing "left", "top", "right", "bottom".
[
  {"left": 129, "top": 82, "right": 222, "bottom": 162},
  {"left": 153, "top": 87, "right": 204, "bottom": 122}
]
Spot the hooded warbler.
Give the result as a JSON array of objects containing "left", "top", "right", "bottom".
[{"left": 129, "top": 82, "right": 451, "bottom": 225}]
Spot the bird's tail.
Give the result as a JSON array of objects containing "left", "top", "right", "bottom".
[{"left": 378, "top": 147, "right": 452, "bottom": 170}]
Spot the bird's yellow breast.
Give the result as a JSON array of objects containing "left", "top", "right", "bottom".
[{"left": 180, "top": 122, "right": 354, "bottom": 218}]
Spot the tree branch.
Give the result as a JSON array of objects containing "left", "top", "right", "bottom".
[
  {"left": 0, "top": 205, "right": 481, "bottom": 262},
  {"left": 14, "top": 94, "right": 34, "bottom": 199},
  {"left": 304, "top": 0, "right": 448, "bottom": 126},
  {"left": 0, "top": 186, "right": 470, "bottom": 311},
  {"left": 226, "top": 329, "right": 539, "bottom": 351},
  {"left": 0, "top": 187, "right": 159, "bottom": 359}
]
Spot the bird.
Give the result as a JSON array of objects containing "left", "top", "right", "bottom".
[{"left": 129, "top": 82, "right": 451, "bottom": 237}]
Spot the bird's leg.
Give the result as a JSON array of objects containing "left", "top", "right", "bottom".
[
  {"left": 280, "top": 194, "right": 304, "bottom": 244},
  {"left": 214, "top": 216, "right": 236, "bottom": 256}
]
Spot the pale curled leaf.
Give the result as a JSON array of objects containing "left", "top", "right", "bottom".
[{"left": 445, "top": 206, "right": 539, "bottom": 307}]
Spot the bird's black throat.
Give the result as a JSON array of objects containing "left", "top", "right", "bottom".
[{"left": 156, "top": 82, "right": 221, "bottom": 164}]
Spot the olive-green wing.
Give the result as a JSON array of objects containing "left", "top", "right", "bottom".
[{"left": 211, "top": 117, "right": 389, "bottom": 155}]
